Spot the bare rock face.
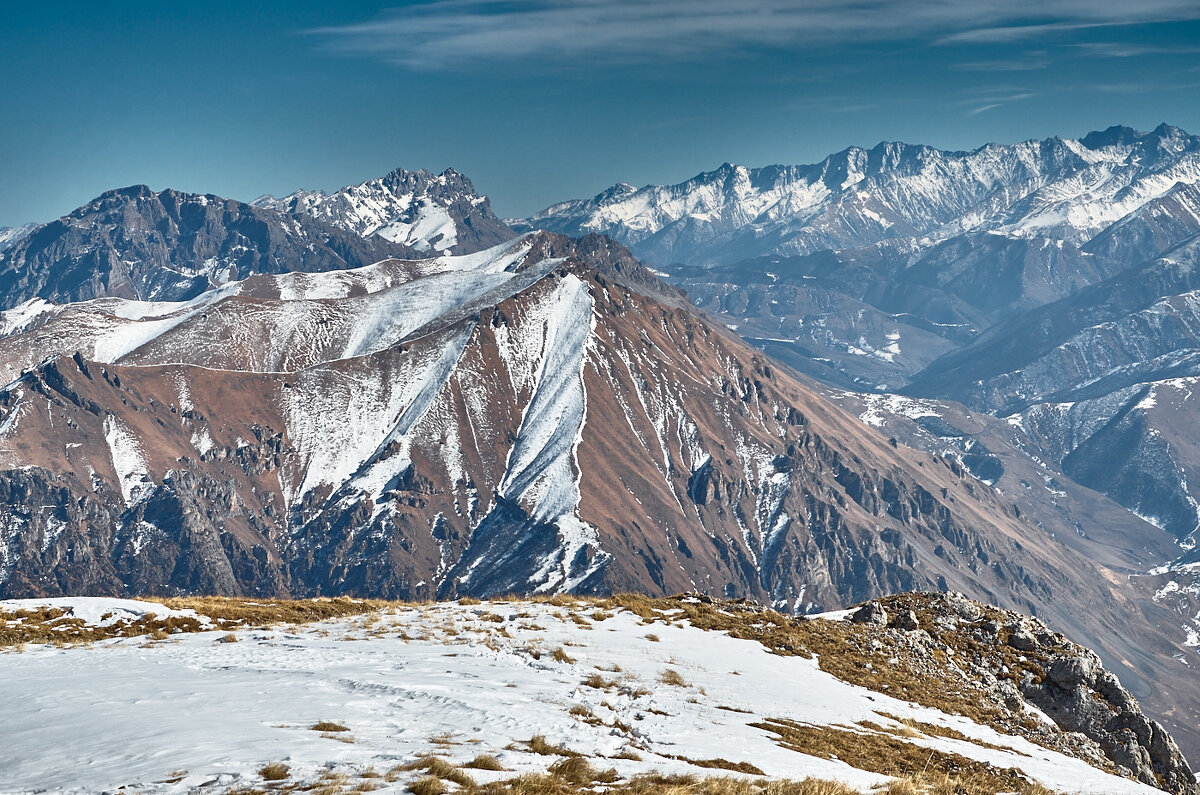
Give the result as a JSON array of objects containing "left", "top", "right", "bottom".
[
  {"left": 851, "top": 601, "right": 888, "bottom": 626},
  {"left": 859, "top": 593, "right": 1198, "bottom": 795}
]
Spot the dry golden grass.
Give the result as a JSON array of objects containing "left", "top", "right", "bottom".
[
  {"left": 873, "top": 713, "right": 1028, "bottom": 757},
  {"left": 409, "top": 775, "right": 449, "bottom": 795},
  {"left": 659, "top": 668, "right": 688, "bottom": 687},
  {"left": 468, "top": 773, "right": 868, "bottom": 795},
  {"left": 311, "top": 721, "right": 350, "bottom": 733},
  {"left": 259, "top": 762, "right": 290, "bottom": 781},
  {"left": 465, "top": 754, "right": 506, "bottom": 771},
  {"left": 551, "top": 647, "right": 576, "bottom": 664},
  {"left": 547, "top": 757, "right": 619, "bottom": 785},
  {"left": 525, "top": 736, "right": 583, "bottom": 757},
  {"left": 673, "top": 757, "right": 765, "bottom": 776},
  {"left": 581, "top": 673, "right": 617, "bottom": 689},
  {"left": 0, "top": 596, "right": 406, "bottom": 650},
  {"left": 751, "top": 718, "right": 1051, "bottom": 795},
  {"left": 588, "top": 593, "right": 1070, "bottom": 761},
  {"left": 163, "top": 596, "right": 399, "bottom": 627},
  {"left": 394, "top": 756, "right": 477, "bottom": 787}
]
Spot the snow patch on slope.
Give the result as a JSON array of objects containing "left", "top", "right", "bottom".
[
  {"left": 853, "top": 393, "right": 943, "bottom": 428},
  {"left": 102, "top": 416, "right": 152, "bottom": 506},
  {"left": 284, "top": 324, "right": 476, "bottom": 505},
  {"left": 375, "top": 202, "right": 458, "bottom": 253},
  {"left": 0, "top": 298, "right": 58, "bottom": 337},
  {"left": 0, "top": 597, "right": 207, "bottom": 626}
]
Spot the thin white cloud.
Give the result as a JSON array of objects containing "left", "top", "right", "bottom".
[
  {"left": 955, "top": 90, "right": 1035, "bottom": 115},
  {"left": 967, "top": 103, "right": 1002, "bottom": 116},
  {"left": 1074, "top": 42, "right": 1200, "bottom": 58},
  {"left": 309, "top": 0, "right": 1200, "bottom": 68},
  {"left": 957, "top": 54, "right": 1052, "bottom": 71}
]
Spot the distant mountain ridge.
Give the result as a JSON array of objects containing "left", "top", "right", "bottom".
[
  {"left": 0, "top": 224, "right": 36, "bottom": 253},
  {"left": 252, "top": 166, "right": 515, "bottom": 255},
  {"left": 516, "top": 123, "right": 1200, "bottom": 267},
  {"left": 0, "top": 167, "right": 516, "bottom": 312}
]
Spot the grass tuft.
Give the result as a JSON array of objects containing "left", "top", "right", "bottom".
[
  {"left": 527, "top": 735, "right": 583, "bottom": 757},
  {"left": 659, "top": 668, "right": 688, "bottom": 687},
  {"left": 548, "top": 757, "right": 619, "bottom": 785},
  {"left": 408, "top": 775, "right": 448, "bottom": 795},
  {"left": 581, "top": 673, "right": 616, "bottom": 689},
  {"left": 311, "top": 721, "right": 351, "bottom": 733},
  {"left": 259, "top": 762, "right": 290, "bottom": 781}
]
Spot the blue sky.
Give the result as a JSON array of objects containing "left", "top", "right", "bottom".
[{"left": 3, "top": 1, "right": 1200, "bottom": 226}]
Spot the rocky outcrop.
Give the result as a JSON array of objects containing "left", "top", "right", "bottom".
[{"left": 851, "top": 593, "right": 1200, "bottom": 795}]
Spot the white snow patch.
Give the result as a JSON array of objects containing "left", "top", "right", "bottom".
[
  {"left": 0, "top": 298, "right": 57, "bottom": 336},
  {"left": 103, "top": 415, "right": 152, "bottom": 505},
  {"left": 0, "top": 597, "right": 206, "bottom": 627},
  {"left": 856, "top": 393, "right": 942, "bottom": 428},
  {"left": 375, "top": 202, "right": 459, "bottom": 253}
]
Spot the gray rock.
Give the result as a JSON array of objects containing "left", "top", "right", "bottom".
[
  {"left": 1008, "top": 629, "right": 1038, "bottom": 652},
  {"left": 890, "top": 609, "right": 920, "bottom": 631},
  {"left": 851, "top": 601, "right": 888, "bottom": 626}
]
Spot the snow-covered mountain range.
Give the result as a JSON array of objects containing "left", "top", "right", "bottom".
[
  {"left": 3, "top": 145, "right": 1200, "bottom": 768},
  {"left": 516, "top": 124, "right": 1200, "bottom": 268},
  {"left": 0, "top": 168, "right": 514, "bottom": 310},
  {"left": 0, "top": 223, "right": 36, "bottom": 252}
]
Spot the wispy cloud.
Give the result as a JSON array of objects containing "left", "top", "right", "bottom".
[
  {"left": 957, "top": 53, "right": 1052, "bottom": 71},
  {"left": 967, "top": 103, "right": 1002, "bottom": 116},
  {"left": 310, "top": 0, "right": 1200, "bottom": 68},
  {"left": 955, "top": 89, "right": 1036, "bottom": 117},
  {"left": 1091, "top": 79, "right": 1200, "bottom": 93},
  {"left": 1073, "top": 42, "right": 1200, "bottom": 58}
]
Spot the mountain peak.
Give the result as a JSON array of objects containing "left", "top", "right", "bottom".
[{"left": 1080, "top": 125, "right": 1141, "bottom": 150}]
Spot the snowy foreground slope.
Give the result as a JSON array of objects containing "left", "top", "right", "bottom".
[{"left": 0, "top": 594, "right": 1189, "bottom": 795}]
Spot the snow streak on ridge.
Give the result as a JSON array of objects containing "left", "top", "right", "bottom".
[{"left": 498, "top": 274, "right": 608, "bottom": 590}]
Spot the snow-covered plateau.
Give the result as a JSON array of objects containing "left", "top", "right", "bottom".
[{"left": 0, "top": 596, "right": 1170, "bottom": 795}]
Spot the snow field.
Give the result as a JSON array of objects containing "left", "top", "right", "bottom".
[{"left": 0, "top": 599, "right": 1162, "bottom": 795}]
